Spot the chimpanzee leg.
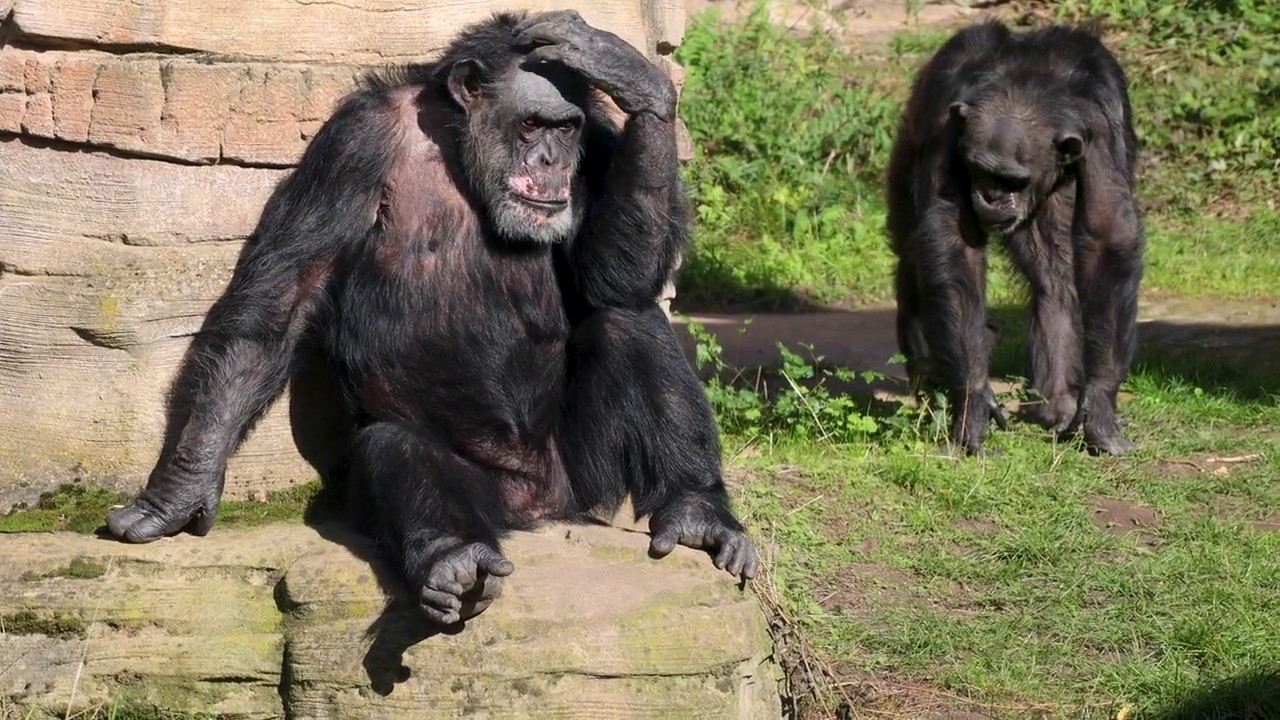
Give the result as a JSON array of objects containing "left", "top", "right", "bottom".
[
  {"left": 916, "top": 214, "right": 1007, "bottom": 454},
  {"left": 349, "top": 422, "right": 515, "bottom": 625},
  {"left": 1008, "top": 197, "right": 1083, "bottom": 433},
  {"left": 1070, "top": 150, "right": 1144, "bottom": 456},
  {"left": 558, "top": 304, "right": 758, "bottom": 581},
  {"left": 1073, "top": 225, "right": 1142, "bottom": 456}
]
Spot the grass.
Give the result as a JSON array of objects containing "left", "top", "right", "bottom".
[
  {"left": 672, "top": 1, "right": 1280, "bottom": 717},
  {"left": 672, "top": 1, "right": 1280, "bottom": 311},
  {"left": 715, "top": 330, "right": 1280, "bottom": 718},
  {"left": 1, "top": 3, "right": 1275, "bottom": 718}
]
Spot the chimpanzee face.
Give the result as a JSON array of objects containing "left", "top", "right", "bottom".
[
  {"left": 951, "top": 98, "right": 1084, "bottom": 235},
  {"left": 449, "top": 59, "right": 589, "bottom": 244}
]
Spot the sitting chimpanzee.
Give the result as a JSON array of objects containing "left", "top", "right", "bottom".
[
  {"left": 886, "top": 20, "right": 1144, "bottom": 457},
  {"left": 105, "top": 10, "right": 759, "bottom": 625}
]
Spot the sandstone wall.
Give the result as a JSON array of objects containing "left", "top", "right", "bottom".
[{"left": 0, "top": 0, "right": 690, "bottom": 509}]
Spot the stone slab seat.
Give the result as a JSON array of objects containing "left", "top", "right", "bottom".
[{"left": 0, "top": 518, "right": 783, "bottom": 718}]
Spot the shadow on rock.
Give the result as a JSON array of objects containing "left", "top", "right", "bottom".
[{"left": 291, "top": 520, "right": 468, "bottom": 697}]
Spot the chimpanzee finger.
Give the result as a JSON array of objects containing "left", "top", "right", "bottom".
[
  {"left": 427, "top": 574, "right": 465, "bottom": 597},
  {"left": 525, "top": 44, "right": 569, "bottom": 67},
  {"left": 731, "top": 541, "right": 759, "bottom": 580},
  {"left": 475, "top": 547, "right": 516, "bottom": 577},
  {"left": 514, "top": 20, "right": 578, "bottom": 50},
  {"left": 741, "top": 549, "right": 760, "bottom": 580},
  {"left": 648, "top": 528, "right": 678, "bottom": 558},
  {"left": 514, "top": 30, "right": 555, "bottom": 48},
  {"left": 420, "top": 588, "right": 463, "bottom": 625},
  {"left": 422, "top": 586, "right": 462, "bottom": 610},
  {"left": 712, "top": 541, "right": 735, "bottom": 571},
  {"left": 513, "top": 9, "right": 581, "bottom": 35},
  {"left": 989, "top": 399, "right": 1009, "bottom": 431}
]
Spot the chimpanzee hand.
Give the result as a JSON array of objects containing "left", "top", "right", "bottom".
[
  {"left": 414, "top": 541, "right": 515, "bottom": 626},
  {"left": 1033, "top": 393, "right": 1079, "bottom": 435},
  {"left": 105, "top": 463, "right": 224, "bottom": 543},
  {"left": 515, "top": 10, "right": 677, "bottom": 122},
  {"left": 951, "top": 385, "right": 1009, "bottom": 456},
  {"left": 648, "top": 497, "right": 760, "bottom": 581}
]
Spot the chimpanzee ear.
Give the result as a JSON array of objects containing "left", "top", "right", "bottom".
[
  {"left": 447, "top": 60, "right": 486, "bottom": 112},
  {"left": 1055, "top": 133, "right": 1085, "bottom": 165},
  {"left": 949, "top": 101, "right": 971, "bottom": 123}
]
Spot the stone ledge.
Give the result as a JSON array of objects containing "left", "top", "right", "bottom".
[
  {"left": 0, "top": 521, "right": 782, "bottom": 718},
  {"left": 0, "top": 48, "right": 362, "bottom": 166},
  {"left": 7, "top": 0, "right": 682, "bottom": 64}
]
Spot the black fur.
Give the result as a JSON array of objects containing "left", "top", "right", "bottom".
[
  {"left": 886, "top": 20, "right": 1144, "bottom": 456},
  {"left": 105, "top": 10, "right": 758, "bottom": 625}
]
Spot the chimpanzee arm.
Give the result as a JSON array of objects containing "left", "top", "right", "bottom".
[
  {"left": 516, "top": 11, "right": 686, "bottom": 308},
  {"left": 912, "top": 200, "right": 1008, "bottom": 454},
  {"left": 1068, "top": 124, "right": 1143, "bottom": 456},
  {"left": 106, "top": 92, "right": 401, "bottom": 542}
]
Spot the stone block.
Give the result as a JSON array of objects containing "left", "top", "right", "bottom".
[
  {"left": 10, "top": 0, "right": 684, "bottom": 64},
  {"left": 0, "top": 138, "right": 312, "bottom": 507},
  {"left": 0, "top": 48, "right": 362, "bottom": 165},
  {"left": 0, "top": 522, "right": 781, "bottom": 718}
]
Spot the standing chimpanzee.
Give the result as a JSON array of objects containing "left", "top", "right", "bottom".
[
  {"left": 104, "top": 10, "right": 759, "bottom": 625},
  {"left": 885, "top": 20, "right": 1144, "bottom": 457}
]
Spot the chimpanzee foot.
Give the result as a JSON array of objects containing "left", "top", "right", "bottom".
[
  {"left": 1033, "top": 393, "right": 1079, "bottom": 434},
  {"left": 1083, "top": 423, "right": 1135, "bottom": 457},
  {"left": 1062, "top": 393, "right": 1134, "bottom": 456},
  {"left": 415, "top": 542, "right": 515, "bottom": 626},
  {"left": 105, "top": 476, "right": 222, "bottom": 543},
  {"left": 648, "top": 500, "right": 760, "bottom": 581}
]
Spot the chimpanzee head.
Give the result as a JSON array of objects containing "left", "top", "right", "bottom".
[
  {"left": 442, "top": 18, "right": 591, "bottom": 245},
  {"left": 950, "top": 93, "right": 1084, "bottom": 235}
]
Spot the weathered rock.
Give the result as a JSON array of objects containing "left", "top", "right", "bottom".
[
  {"left": 0, "top": 47, "right": 693, "bottom": 167},
  {"left": 0, "top": 524, "right": 318, "bottom": 718},
  {"left": 9, "top": 0, "right": 684, "bottom": 64},
  {"left": 0, "top": 138, "right": 318, "bottom": 507},
  {"left": 0, "top": 48, "right": 362, "bottom": 166},
  {"left": 0, "top": 521, "right": 782, "bottom": 718}
]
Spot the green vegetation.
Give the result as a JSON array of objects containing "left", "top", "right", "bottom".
[
  {"left": 21, "top": 556, "right": 109, "bottom": 581},
  {"left": 673, "top": 1, "right": 1280, "bottom": 717},
  {"left": 0, "top": 480, "right": 323, "bottom": 534},
  {"left": 675, "top": 4, "right": 898, "bottom": 310},
  {"left": 1, "top": 610, "right": 87, "bottom": 639},
  {"left": 0, "top": 484, "right": 131, "bottom": 534},
  {"left": 674, "top": 1, "right": 1280, "bottom": 310}
]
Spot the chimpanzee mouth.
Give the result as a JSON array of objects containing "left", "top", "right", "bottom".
[
  {"left": 981, "top": 216, "right": 1021, "bottom": 234},
  {"left": 512, "top": 194, "right": 568, "bottom": 211},
  {"left": 514, "top": 194, "right": 569, "bottom": 211}
]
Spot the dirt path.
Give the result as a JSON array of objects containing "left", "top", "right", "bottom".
[{"left": 673, "top": 297, "right": 1280, "bottom": 386}]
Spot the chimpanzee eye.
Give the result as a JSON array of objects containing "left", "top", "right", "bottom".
[
  {"left": 558, "top": 120, "right": 576, "bottom": 133},
  {"left": 521, "top": 118, "right": 537, "bottom": 131}
]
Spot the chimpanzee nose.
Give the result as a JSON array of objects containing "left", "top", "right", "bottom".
[{"left": 527, "top": 144, "right": 555, "bottom": 168}]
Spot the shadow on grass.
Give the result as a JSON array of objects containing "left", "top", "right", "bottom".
[
  {"left": 673, "top": 252, "right": 845, "bottom": 314},
  {"left": 671, "top": 301, "right": 1280, "bottom": 425},
  {"left": 1156, "top": 670, "right": 1280, "bottom": 720},
  {"left": 986, "top": 305, "right": 1280, "bottom": 402}
]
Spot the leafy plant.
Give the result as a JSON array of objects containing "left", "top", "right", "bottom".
[{"left": 674, "top": 4, "right": 900, "bottom": 309}]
